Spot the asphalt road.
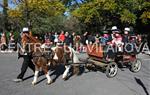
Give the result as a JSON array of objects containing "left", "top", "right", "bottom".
[{"left": 0, "top": 52, "right": 149, "bottom": 95}]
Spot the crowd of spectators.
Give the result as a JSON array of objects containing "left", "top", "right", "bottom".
[{"left": 0, "top": 26, "right": 144, "bottom": 53}]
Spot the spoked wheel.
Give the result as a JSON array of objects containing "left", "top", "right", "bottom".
[
  {"left": 106, "top": 62, "right": 118, "bottom": 78},
  {"left": 130, "top": 58, "right": 142, "bottom": 73}
]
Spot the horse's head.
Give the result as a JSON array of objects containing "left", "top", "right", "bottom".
[
  {"left": 20, "top": 33, "right": 41, "bottom": 54},
  {"left": 21, "top": 34, "right": 30, "bottom": 52},
  {"left": 51, "top": 46, "right": 74, "bottom": 64}
]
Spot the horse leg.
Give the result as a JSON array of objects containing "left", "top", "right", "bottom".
[
  {"left": 62, "top": 65, "right": 71, "bottom": 80},
  {"left": 32, "top": 67, "right": 39, "bottom": 85},
  {"left": 43, "top": 66, "right": 53, "bottom": 85},
  {"left": 47, "top": 61, "right": 51, "bottom": 66}
]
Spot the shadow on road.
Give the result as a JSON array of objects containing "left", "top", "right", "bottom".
[
  {"left": 22, "top": 64, "right": 86, "bottom": 85},
  {"left": 23, "top": 75, "right": 34, "bottom": 81},
  {"left": 32, "top": 65, "right": 65, "bottom": 85},
  {"left": 134, "top": 77, "right": 149, "bottom": 95},
  {"left": 32, "top": 65, "right": 77, "bottom": 85},
  {"left": 50, "top": 65, "right": 65, "bottom": 82}
]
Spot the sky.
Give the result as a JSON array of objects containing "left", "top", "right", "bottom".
[{"left": 0, "top": 0, "right": 16, "bottom": 12}]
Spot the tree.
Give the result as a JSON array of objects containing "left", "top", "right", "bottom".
[
  {"left": 2, "top": 0, "right": 149, "bottom": 34},
  {"left": 72, "top": 0, "right": 150, "bottom": 32},
  {"left": 2, "top": 0, "right": 8, "bottom": 32},
  {"left": 140, "top": 1, "right": 150, "bottom": 24},
  {"left": 64, "top": 16, "right": 82, "bottom": 32},
  {"left": 72, "top": 0, "right": 117, "bottom": 31},
  {"left": 8, "top": 0, "right": 66, "bottom": 33}
]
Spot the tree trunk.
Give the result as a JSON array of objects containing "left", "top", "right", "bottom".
[{"left": 3, "top": 0, "right": 8, "bottom": 32}]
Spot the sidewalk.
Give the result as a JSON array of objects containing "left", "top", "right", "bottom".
[{"left": 0, "top": 50, "right": 18, "bottom": 54}]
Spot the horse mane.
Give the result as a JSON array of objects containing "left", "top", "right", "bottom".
[
  {"left": 28, "top": 35, "right": 41, "bottom": 43},
  {"left": 22, "top": 34, "right": 41, "bottom": 44}
]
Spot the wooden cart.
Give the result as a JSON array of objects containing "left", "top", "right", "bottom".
[{"left": 86, "top": 44, "right": 118, "bottom": 78}]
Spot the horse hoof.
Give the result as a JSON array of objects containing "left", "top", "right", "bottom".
[
  {"left": 63, "top": 77, "right": 68, "bottom": 81},
  {"left": 32, "top": 82, "right": 36, "bottom": 85},
  {"left": 46, "top": 80, "right": 53, "bottom": 85}
]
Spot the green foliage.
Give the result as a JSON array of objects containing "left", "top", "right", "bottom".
[
  {"left": 31, "top": 15, "right": 66, "bottom": 33},
  {"left": 13, "top": 31, "right": 20, "bottom": 41},
  {"left": 72, "top": 0, "right": 117, "bottom": 24},
  {"left": 72, "top": 0, "right": 150, "bottom": 32},
  {"left": 120, "top": 9, "right": 137, "bottom": 24},
  {"left": 7, "top": 0, "right": 66, "bottom": 33},
  {"left": 140, "top": 11, "right": 150, "bottom": 24},
  {"left": 64, "top": 16, "right": 82, "bottom": 32},
  {"left": 140, "top": 2, "right": 150, "bottom": 24},
  {"left": 0, "top": 0, "right": 149, "bottom": 34}
]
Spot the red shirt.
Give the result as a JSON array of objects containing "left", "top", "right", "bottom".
[{"left": 59, "top": 34, "right": 65, "bottom": 42}]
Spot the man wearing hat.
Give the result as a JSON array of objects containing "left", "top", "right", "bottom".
[
  {"left": 123, "top": 27, "right": 130, "bottom": 43},
  {"left": 13, "top": 27, "right": 35, "bottom": 82},
  {"left": 111, "top": 27, "right": 123, "bottom": 52},
  {"left": 111, "top": 27, "right": 125, "bottom": 70},
  {"left": 100, "top": 30, "right": 111, "bottom": 45},
  {"left": 111, "top": 26, "right": 120, "bottom": 39},
  {"left": 124, "top": 27, "right": 130, "bottom": 34}
]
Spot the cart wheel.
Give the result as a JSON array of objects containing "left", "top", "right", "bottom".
[
  {"left": 106, "top": 62, "right": 118, "bottom": 78},
  {"left": 130, "top": 58, "right": 142, "bottom": 73}
]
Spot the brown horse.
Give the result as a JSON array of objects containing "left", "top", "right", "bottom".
[
  {"left": 50, "top": 43, "right": 81, "bottom": 80},
  {"left": 21, "top": 34, "right": 54, "bottom": 85},
  {"left": 21, "top": 34, "right": 80, "bottom": 85}
]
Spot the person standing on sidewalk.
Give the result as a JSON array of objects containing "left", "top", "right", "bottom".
[{"left": 0, "top": 32, "right": 7, "bottom": 52}]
